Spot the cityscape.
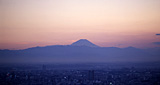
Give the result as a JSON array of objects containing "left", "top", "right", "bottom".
[
  {"left": 1, "top": 0, "right": 160, "bottom": 85},
  {"left": 0, "top": 63, "right": 160, "bottom": 85}
]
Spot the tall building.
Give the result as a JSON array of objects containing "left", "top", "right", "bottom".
[
  {"left": 42, "top": 64, "right": 46, "bottom": 71},
  {"left": 88, "top": 70, "right": 94, "bottom": 80}
]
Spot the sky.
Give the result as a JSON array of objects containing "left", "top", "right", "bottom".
[{"left": 0, "top": 0, "right": 160, "bottom": 49}]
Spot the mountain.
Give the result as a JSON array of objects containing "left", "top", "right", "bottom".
[
  {"left": 0, "top": 39, "right": 160, "bottom": 63},
  {"left": 71, "top": 39, "right": 99, "bottom": 47}
]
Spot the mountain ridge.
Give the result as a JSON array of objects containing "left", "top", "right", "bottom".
[{"left": 0, "top": 39, "right": 160, "bottom": 63}]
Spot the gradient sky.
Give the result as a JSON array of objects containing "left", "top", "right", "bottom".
[{"left": 0, "top": 0, "right": 160, "bottom": 49}]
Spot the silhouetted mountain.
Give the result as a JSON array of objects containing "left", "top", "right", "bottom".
[
  {"left": 71, "top": 39, "right": 99, "bottom": 47},
  {"left": 0, "top": 39, "right": 160, "bottom": 63}
]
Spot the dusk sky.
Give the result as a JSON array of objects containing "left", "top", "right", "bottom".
[{"left": 0, "top": 0, "right": 160, "bottom": 49}]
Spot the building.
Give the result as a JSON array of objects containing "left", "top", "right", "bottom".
[{"left": 88, "top": 70, "right": 94, "bottom": 80}]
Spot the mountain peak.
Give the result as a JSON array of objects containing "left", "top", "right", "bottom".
[
  {"left": 77, "top": 39, "right": 90, "bottom": 42},
  {"left": 71, "top": 39, "right": 99, "bottom": 47}
]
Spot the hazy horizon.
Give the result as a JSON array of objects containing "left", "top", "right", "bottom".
[
  {"left": 1, "top": 38, "right": 160, "bottom": 50},
  {"left": 1, "top": 1, "right": 160, "bottom": 84}
]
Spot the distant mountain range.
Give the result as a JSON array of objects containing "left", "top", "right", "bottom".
[{"left": 0, "top": 39, "right": 160, "bottom": 63}]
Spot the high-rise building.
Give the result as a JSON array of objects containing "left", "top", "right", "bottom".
[
  {"left": 88, "top": 70, "right": 94, "bottom": 80},
  {"left": 42, "top": 64, "right": 46, "bottom": 71}
]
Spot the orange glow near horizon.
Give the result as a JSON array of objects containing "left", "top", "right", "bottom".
[{"left": 0, "top": 0, "right": 160, "bottom": 49}]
